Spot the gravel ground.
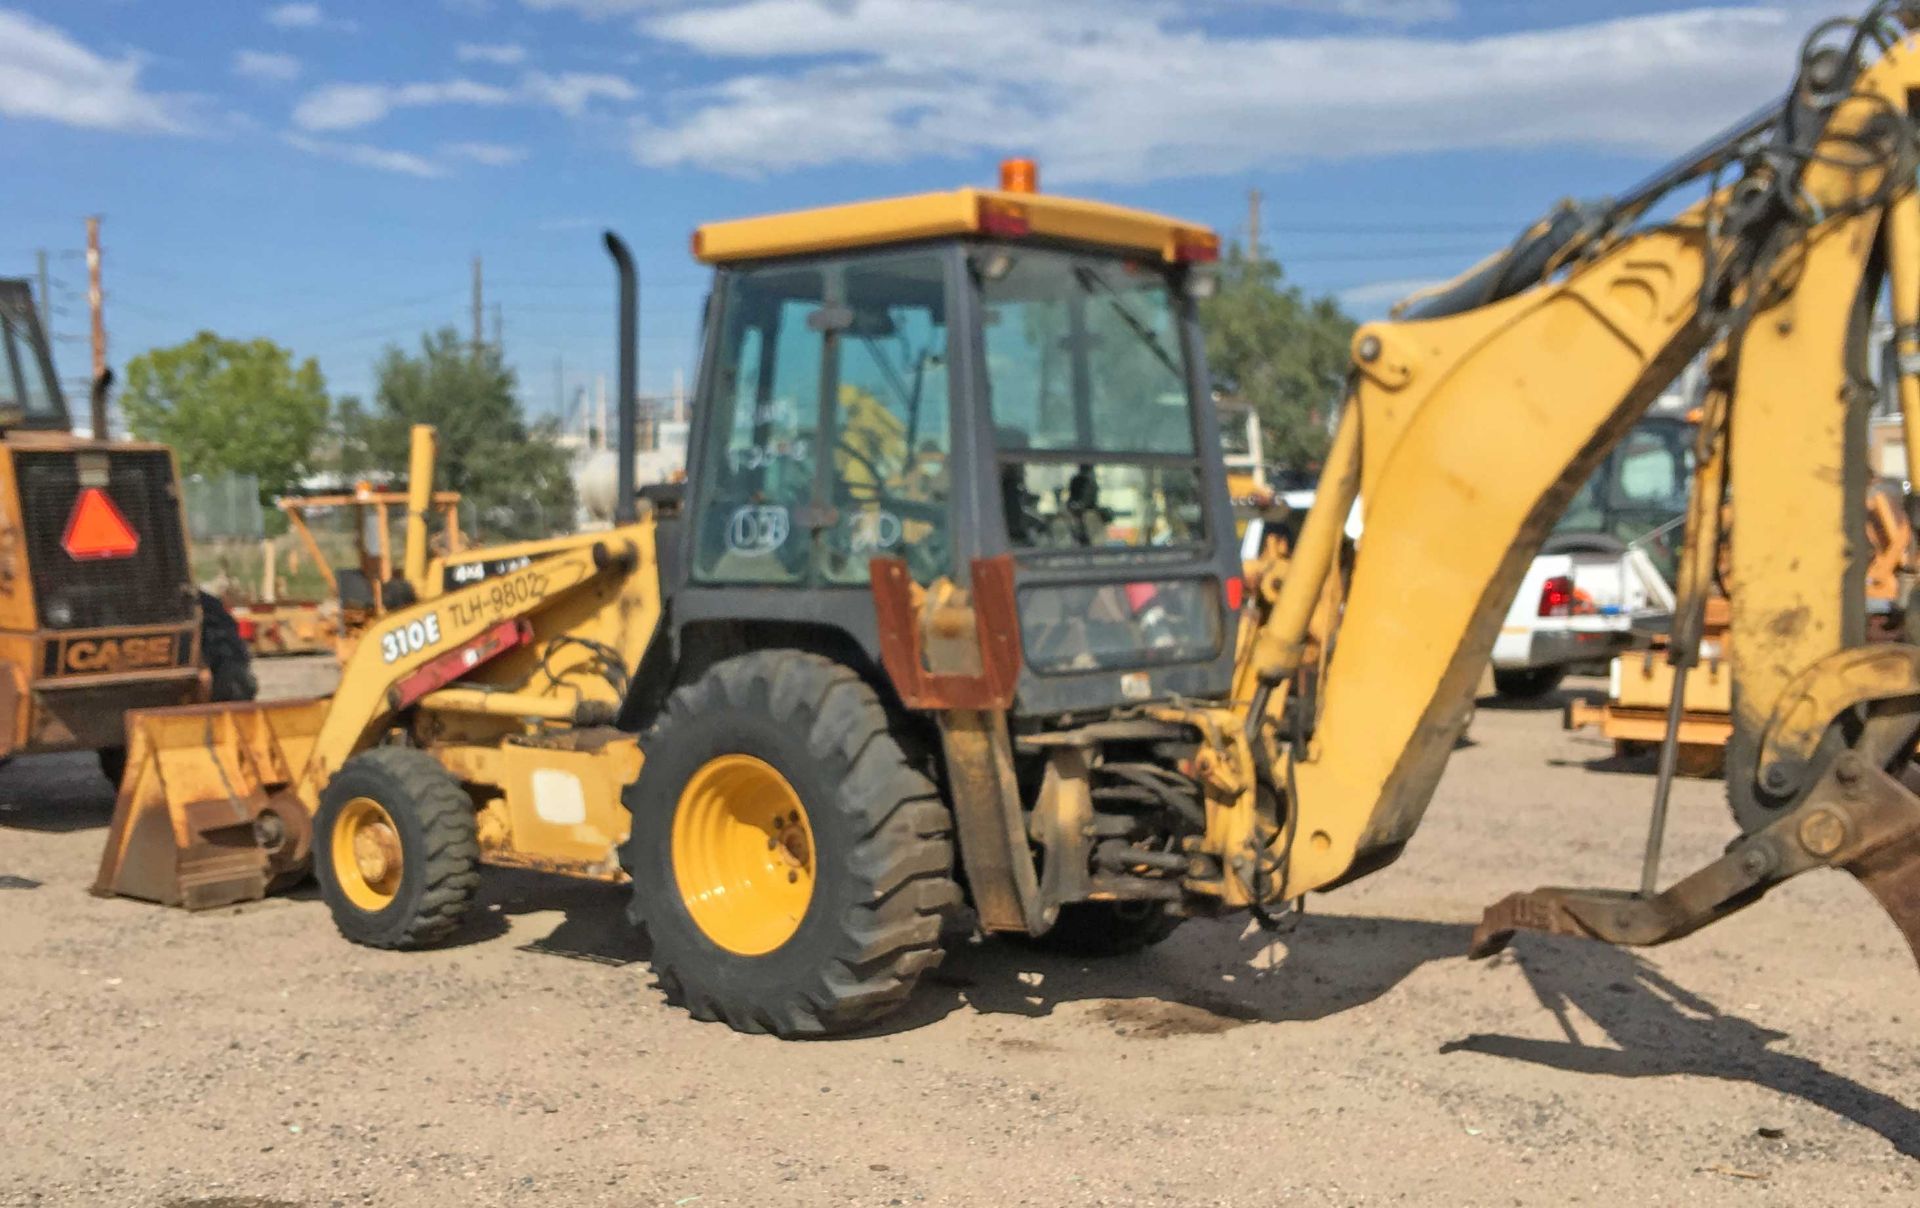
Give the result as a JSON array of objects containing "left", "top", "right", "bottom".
[{"left": 0, "top": 659, "right": 1914, "bottom": 1206}]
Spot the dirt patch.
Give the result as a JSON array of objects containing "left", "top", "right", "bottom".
[{"left": 1092, "top": 998, "right": 1253, "bottom": 1038}]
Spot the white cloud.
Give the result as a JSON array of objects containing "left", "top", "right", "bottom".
[
  {"left": 233, "top": 49, "right": 301, "bottom": 82},
  {"left": 520, "top": 70, "right": 637, "bottom": 114},
  {"left": 633, "top": 66, "right": 997, "bottom": 174},
  {"left": 284, "top": 132, "right": 443, "bottom": 176},
  {"left": 293, "top": 70, "right": 634, "bottom": 130},
  {"left": 0, "top": 9, "right": 192, "bottom": 133},
  {"left": 441, "top": 139, "right": 528, "bottom": 165},
  {"left": 293, "top": 78, "right": 515, "bottom": 130},
  {"left": 265, "top": 3, "right": 356, "bottom": 32},
  {"left": 266, "top": 3, "right": 321, "bottom": 27},
  {"left": 456, "top": 42, "right": 528, "bottom": 65},
  {"left": 1256, "top": 0, "right": 1458, "bottom": 24},
  {"left": 520, "top": 0, "right": 660, "bottom": 15},
  {"left": 631, "top": 0, "right": 1827, "bottom": 183}
]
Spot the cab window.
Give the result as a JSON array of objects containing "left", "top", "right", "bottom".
[
  {"left": 822, "top": 255, "right": 952, "bottom": 585},
  {"left": 691, "top": 253, "right": 954, "bottom": 587},
  {"left": 692, "top": 267, "right": 824, "bottom": 584}
]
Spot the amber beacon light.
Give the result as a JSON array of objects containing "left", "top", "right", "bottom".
[{"left": 999, "top": 158, "right": 1038, "bottom": 194}]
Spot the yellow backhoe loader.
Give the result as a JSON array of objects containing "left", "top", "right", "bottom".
[{"left": 96, "top": 3, "right": 1920, "bottom": 1035}]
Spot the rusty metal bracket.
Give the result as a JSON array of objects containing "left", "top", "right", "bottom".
[
  {"left": 939, "top": 709, "right": 1054, "bottom": 935},
  {"left": 869, "top": 555, "right": 1020, "bottom": 711},
  {"left": 1471, "top": 752, "right": 1920, "bottom": 966}
]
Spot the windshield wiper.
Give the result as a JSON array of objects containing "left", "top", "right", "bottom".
[{"left": 1073, "top": 266, "right": 1182, "bottom": 381}]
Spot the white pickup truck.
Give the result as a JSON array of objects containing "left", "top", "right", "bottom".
[
  {"left": 1487, "top": 414, "right": 1691, "bottom": 698},
  {"left": 1488, "top": 534, "right": 1676, "bottom": 698}
]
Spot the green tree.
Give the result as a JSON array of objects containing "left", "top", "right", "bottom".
[
  {"left": 121, "top": 333, "right": 330, "bottom": 496},
  {"left": 352, "top": 329, "right": 575, "bottom": 540},
  {"left": 1200, "top": 243, "right": 1356, "bottom": 468}
]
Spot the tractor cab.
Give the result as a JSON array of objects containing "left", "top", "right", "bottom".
[
  {"left": 673, "top": 163, "right": 1241, "bottom": 719},
  {"left": 0, "top": 280, "right": 71, "bottom": 432}
]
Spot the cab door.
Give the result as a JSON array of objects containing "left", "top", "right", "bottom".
[{"left": 687, "top": 249, "right": 958, "bottom": 591}]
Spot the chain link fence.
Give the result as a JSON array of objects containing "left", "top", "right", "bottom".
[{"left": 182, "top": 473, "right": 264, "bottom": 542}]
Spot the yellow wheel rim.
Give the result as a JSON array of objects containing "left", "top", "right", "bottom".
[
  {"left": 332, "top": 795, "right": 404, "bottom": 912},
  {"left": 671, "top": 754, "right": 816, "bottom": 956}
]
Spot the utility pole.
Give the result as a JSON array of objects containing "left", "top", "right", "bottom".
[
  {"left": 470, "top": 254, "right": 483, "bottom": 363},
  {"left": 87, "top": 216, "right": 107, "bottom": 440},
  {"left": 35, "top": 249, "right": 50, "bottom": 330},
  {"left": 1247, "top": 188, "right": 1263, "bottom": 260}
]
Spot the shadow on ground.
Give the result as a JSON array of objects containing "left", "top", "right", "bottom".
[
  {"left": 0, "top": 752, "right": 116, "bottom": 833},
  {"left": 499, "top": 883, "right": 1918, "bottom": 1155},
  {"left": 457, "top": 866, "right": 652, "bottom": 965},
  {"left": 1475, "top": 686, "right": 1590, "bottom": 714},
  {"left": 1444, "top": 936, "right": 1920, "bottom": 1160},
  {"left": 914, "top": 912, "right": 1471, "bottom": 1034}
]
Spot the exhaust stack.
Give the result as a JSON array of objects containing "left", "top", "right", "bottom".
[{"left": 603, "top": 231, "right": 639, "bottom": 527}]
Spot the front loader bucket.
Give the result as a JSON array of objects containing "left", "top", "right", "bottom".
[{"left": 93, "top": 699, "right": 329, "bottom": 910}]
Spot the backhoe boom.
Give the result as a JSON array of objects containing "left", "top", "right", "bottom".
[{"left": 1219, "top": 0, "right": 1920, "bottom": 963}]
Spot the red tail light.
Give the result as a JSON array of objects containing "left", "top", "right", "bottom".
[
  {"left": 977, "top": 196, "right": 1031, "bottom": 238},
  {"left": 1173, "top": 232, "right": 1220, "bottom": 263},
  {"left": 1225, "top": 575, "right": 1244, "bottom": 612},
  {"left": 1537, "top": 575, "right": 1596, "bottom": 618},
  {"left": 235, "top": 616, "right": 257, "bottom": 642}
]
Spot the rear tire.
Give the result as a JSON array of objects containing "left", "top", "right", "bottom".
[
  {"left": 1026, "top": 900, "right": 1184, "bottom": 957},
  {"left": 315, "top": 748, "right": 479, "bottom": 949},
  {"left": 198, "top": 592, "right": 257, "bottom": 703},
  {"left": 1492, "top": 666, "right": 1565, "bottom": 700},
  {"left": 625, "top": 651, "right": 960, "bottom": 1036}
]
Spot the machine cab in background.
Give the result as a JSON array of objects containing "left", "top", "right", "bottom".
[{"left": 674, "top": 164, "right": 1242, "bottom": 720}]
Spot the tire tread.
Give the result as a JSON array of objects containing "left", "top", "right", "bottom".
[{"left": 629, "top": 651, "right": 957, "bottom": 1036}]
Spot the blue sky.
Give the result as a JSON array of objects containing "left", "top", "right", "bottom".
[{"left": 0, "top": 0, "right": 1843, "bottom": 427}]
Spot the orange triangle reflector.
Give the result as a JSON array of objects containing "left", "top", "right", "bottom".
[{"left": 63, "top": 487, "right": 140, "bottom": 560}]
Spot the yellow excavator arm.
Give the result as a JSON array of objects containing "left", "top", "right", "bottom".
[{"left": 1213, "top": 1, "right": 1920, "bottom": 963}]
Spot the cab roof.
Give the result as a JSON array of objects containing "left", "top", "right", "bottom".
[{"left": 691, "top": 187, "right": 1220, "bottom": 267}]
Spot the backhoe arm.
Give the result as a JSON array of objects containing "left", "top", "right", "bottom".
[{"left": 1232, "top": 2, "right": 1920, "bottom": 964}]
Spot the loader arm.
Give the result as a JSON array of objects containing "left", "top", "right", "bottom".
[
  {"left": 94, "top": 525, "right": 655, "bottom": 909},
  {"left": 1224, "top": 3, "right": 1920, "bottom": 960}
]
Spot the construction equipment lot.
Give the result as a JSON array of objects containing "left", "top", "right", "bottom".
[{"left": 2, "top": 658, "right": 1913, "bottom": 1208}]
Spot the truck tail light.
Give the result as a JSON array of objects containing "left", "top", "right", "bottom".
[{"left": 1537, "top": 575, "right": 1597, "bottom": 618}]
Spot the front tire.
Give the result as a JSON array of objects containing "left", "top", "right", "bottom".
[
  {"left": 625, "top": 652, "right": 960, "bottom": 1036},
  {"left": 315, "top": 748, "right": 479, "bottom": 949}
]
